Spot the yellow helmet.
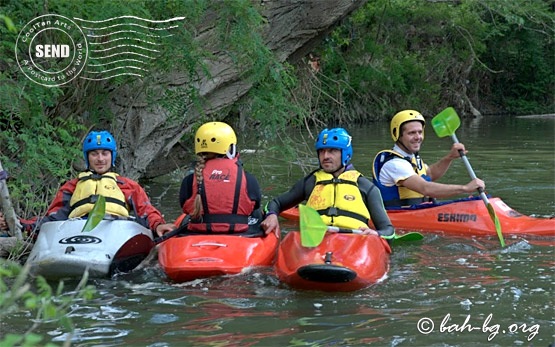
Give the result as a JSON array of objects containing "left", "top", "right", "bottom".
[
  {"left": 194, "top": 121, "right": 237, "bottom": 157},
  {"left": 390, "top": 110, "right": 426, "bottom": 142}
]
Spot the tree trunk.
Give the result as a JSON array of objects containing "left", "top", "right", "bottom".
[
  {"left": 108, "top": 0, "right": 368, "bottom": 180},
  {"left": 0, "top": 160, "right": 23, "bottom": 240}
]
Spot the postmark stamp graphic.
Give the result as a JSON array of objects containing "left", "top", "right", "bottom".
[
  {"left": 74, "top": 15, "right": 185, "bottom": 81},
  {"left": 15, "top": 14, "right": 88, "bottom": 87}
]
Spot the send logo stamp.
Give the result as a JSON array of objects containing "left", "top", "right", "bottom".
[
  {"left": 15, "top": 14, "right": 87, "bottom": 87},
  {"left": 15, "top": 14, "right": 184, "bottom": 87}
]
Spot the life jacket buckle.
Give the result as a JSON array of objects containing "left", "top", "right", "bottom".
[
  {"left": 90, "top": 194, "right": 98, "bottom": 203},
  {"left": 90, "top": 173, "right": 103, "bottom": 180},
  {"left": 327, "top": 207, "right": 339, "bottom": 216}
]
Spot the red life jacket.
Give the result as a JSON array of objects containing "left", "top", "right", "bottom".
[{"left": 183, "top": 157, "right": 255, "bottom": 233}]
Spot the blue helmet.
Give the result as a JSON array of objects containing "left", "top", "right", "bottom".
[
  {"left": 83, "top": 130, "right": 117, "bottom": 168},
  {"left": 315, "top": 128, "right": 353, "bottom": 166}
]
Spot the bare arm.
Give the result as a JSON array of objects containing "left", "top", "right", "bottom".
[
  {"left": 427, "top": 143, "right": 466, "bottom": 181},
  {"left": 401, "top": 174, "right": 484, "bottom": 199}
]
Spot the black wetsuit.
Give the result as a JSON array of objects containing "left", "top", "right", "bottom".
[{"left": 265, "top": 165, "right": 395, "bottom": 238}]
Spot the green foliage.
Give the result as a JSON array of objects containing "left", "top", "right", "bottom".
[
  {"left": 214, "top": 0, "right": 269, "bottom": 76},
  {"left": 306, "top": 0, "right": 553, "bottom": 120},
  {"left": 2, "top": 0, "right": 550, "bottom": 227},
  {"left": 246, "top": 62, "right": 307, "bottom": 137},
  {"left": 466, "top": 0, "right": 555, "bottom": 114},
  {"left": 0, "top": 113, "right": 84, "bottom": 216},
  {"left": 208, "top": 0, "right": 307, "bottom": 136},
  {"left": 0, "top": 0, "right": 211, "bottom": 216},
  {"left": 0, "top": 0, "right": 304, "bottom": 214},
  {"left": 0, "top": 259, "right": 95, "bottom": 347},
  {"left": 0, "top": 14, "right": 16, "bottom": 32}
]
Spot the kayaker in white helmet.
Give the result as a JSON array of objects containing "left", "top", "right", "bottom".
[{"left": 372, "top": 110, "right": 485, "bottom": 207}]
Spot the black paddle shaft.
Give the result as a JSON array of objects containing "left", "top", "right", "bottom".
[{"left": 153, "top": 216, "right": 190, "bottom": 244}]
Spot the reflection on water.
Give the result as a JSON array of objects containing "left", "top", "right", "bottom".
[
  {"left": 11, "top": 234, "right": 552, "bottom": 347},
  {"left": 3, "top": 117, "right": 554, "bottom": 346}
]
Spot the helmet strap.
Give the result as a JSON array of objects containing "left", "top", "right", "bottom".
[
  {"left": 331, "top": 164, "right": 345, "bottom": 177},
  {"left": 397, "top": 140, "right": 413, "bottom": 155},
  {"left": 226, "top": 144, "right": 237, "bottom": 159}
]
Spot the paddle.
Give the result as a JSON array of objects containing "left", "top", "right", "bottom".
[
  {"left": 299, "top": 204, "right": 423, "bottom": 247},
  {"left": 153, "top": 215, "right": 191, "bottom": 244},
  {"left": 81, "top": 195, "right": 106, "bottom": 232},
  {"left": 431, "top": 107, "right": 505, "bottom": 247}
]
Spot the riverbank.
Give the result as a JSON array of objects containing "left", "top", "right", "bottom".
[{"left": 516, "top": 113, "right": 555, "bottom": 119}]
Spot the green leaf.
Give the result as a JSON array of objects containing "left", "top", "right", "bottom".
[{"left": 0, "top": 15, "right": 17, "bottom": 33}]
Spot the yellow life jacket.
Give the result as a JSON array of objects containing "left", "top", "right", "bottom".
[
  {"left": 68, "top": 172, "right": 129, "bottom": 218},
  {"left": 398, "top": 155, "right": 428, "bottom": 200},
  {"left": 306, "top": 170, "right": 370, "bottom": 229}
]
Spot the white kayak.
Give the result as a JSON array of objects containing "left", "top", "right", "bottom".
[{"left": 26, "top": 219, "right": 154, "bottom": 279}]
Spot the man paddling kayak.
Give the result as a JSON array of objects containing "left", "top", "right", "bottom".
[
  {"left": 261, "top": 128, "right": 394, "bottom": 241},
  {"left": 372, "top": 110, "right": 485, "bottom": 207},
  {"left": 1, "top": 130, "right": 174, "bottom": 237}
]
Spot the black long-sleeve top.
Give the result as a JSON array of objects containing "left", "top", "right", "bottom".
[{"left": 265, "top": 166, "right": 394, "bottom": 238}]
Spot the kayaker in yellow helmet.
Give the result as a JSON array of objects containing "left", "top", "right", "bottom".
[
  {"left": 261, "top": 128, "right": 394, "bottom": 241},
  {"left": 372, "top": 110, "right": 485, "bottom": 207},
  {"left": 0, "top": 130, "right": 175, "bottom": 237},
  {"left": 177, "top": 121, "right": 264, "bottom": 236}
]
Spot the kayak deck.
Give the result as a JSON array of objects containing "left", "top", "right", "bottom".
[
  {"left": 158, "top": 231, "right": 280, "bottom": 282},
  {"left": 26, "top": 219, "right": 154, "bottom": 279},
  {"left": 281, "top": 197, "right": 555, "bottom": 237},
  {"left": 275, "top": 231, "right": 391, "bottom": 292}
]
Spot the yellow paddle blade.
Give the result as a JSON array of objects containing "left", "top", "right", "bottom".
[
  {"left": 431, "top": 107, "right": 461, "bottom": 138},
  {"left": 81, "top": 195, "right": 106, "bottom": 232},
  {"left": 299, "top": 204, "right": 328, "bottom": 247}
]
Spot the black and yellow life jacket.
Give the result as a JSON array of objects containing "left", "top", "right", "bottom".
[{"left": 306, "top": 169, "right": 370, "bottom": 229}]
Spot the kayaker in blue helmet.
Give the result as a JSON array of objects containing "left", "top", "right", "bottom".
[
  {"left": 261, "top": 127, "right": 395, "bottom": 241},
  {"left": 0, "top": 130, "right": 175, "bottom": 237},
  {"left": 372, "top": 110, "right": 485, "bottom": 207},
  {"left": 177, "top": 121, "right": 264, "bottom": 236}
]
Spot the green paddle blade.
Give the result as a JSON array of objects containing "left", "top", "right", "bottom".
[
  {"left": 431, "top": 107, "right": 460, "bottom": 138},
  {"left": 431, "top": 107, "right": 505, "bottom": 248},
  {"left": 393, "top": 231, "right": 424, "bottom": 244},
  {"left": 486, "top": 202, "right": 505, "bottom": 247},
  {"left": 299, "top": 204, "right": 328, "bottom": 247},
  {"left": 81, "top": 195, "right": 106, "bottom": 232}
]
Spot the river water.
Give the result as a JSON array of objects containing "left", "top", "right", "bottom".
[{"left": 2, "top": 116, "right": 554, "bottom": 346}]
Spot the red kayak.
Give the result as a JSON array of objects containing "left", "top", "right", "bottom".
[
  {"left": 158, "top": 215, "right": 280, "bottom": 282},
  {"left": 280, "top": 197, "right": 555, "bottom": 237},
  {"left": 274, "top": 231, "right": 391, "bottom": 292}
]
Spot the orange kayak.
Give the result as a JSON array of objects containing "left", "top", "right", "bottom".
[
  {"left": 274, "top": 231, "right": 391, "bottom": 292},
  {"left": 158, "top": 215, "right": 280, "bottom": 282},
  {"left": 280, "top": 197, "right": 555, "bottom": 237}
]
